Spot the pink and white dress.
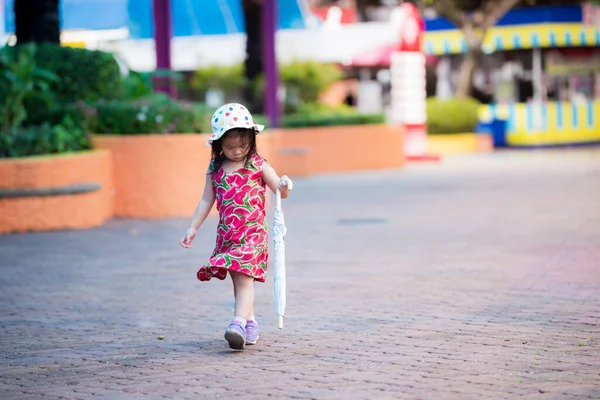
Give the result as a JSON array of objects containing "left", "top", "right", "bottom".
[{"left": 197, "top": 153, "right": 269, "bottom": 282}]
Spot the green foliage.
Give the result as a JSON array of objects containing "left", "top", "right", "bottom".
[
  {"left": 281, "top": 103, "right": 384, "bottom": 128},
  {"left": 36, "top": 96, "right": 211, "bottom": 135},
  {"left": 281, "top": 113, "right": 385, "bottom": 128},
  {"left": 39, "top": 102, "right": 98, "bottom": 132},
  {"left": 23, "top": 44, "right": 125, "bottom": 126},
  {"left": 123, "top": 70, "right": 154, "bottom": 100},
  {"left": 33, "top": 43, "right": 124, "bottom": 104},
  {"left": 191, "top": 64, "right": 245, "bottom": 101},
  {"left": 252, "top": 113, "right": 268, "bottom": 128},
  {"left": 187, "top": 102, "right": 213, "bottom": 133},
  {"left": 0, "top": 44, "right": 130, "bottom": 157},
  {"left": 0, "top": 116, "right": 92, "bottom": 158},
  {"left": 426, "top": 97, "right": 480, "bottom": 134},
  {"left": 88, "top": 97, "right": 202, "bottom": 135},
  {"left": 192, "top": 61, "right": 343, "bottom": 113},
  {"left": 294, "top": 102, "right": 357, "bottom": 116},
  {"left": 244, "top": 103, "right": 383, "bottom": 128},
  {"left": 0, "top": 44, "right": 58, "bottom": 134},
  {"left": 279, "top": 61, "right": 343, "bottom": 112}
]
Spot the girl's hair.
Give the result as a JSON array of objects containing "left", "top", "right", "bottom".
[{"left": 209, "top": 128, "right": 258, "bottom": 174}]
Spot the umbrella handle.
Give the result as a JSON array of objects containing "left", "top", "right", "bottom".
[{"left": 276, "top": 188, "right": 282, "bottom": 210}]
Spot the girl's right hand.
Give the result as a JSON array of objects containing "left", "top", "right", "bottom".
[{"left": 180, "top": 228, "right": 197, "bottom": 248}]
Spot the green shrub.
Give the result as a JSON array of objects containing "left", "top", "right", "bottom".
[
  {"left": 123, "top": 70, "right": 154, "bottom": 100},
  {"left": 281, "top": 112, "right": 385, "bottom": 128},
  {"left": 278, "top": 102, "right": 383, "bottom": 128},
  {"left": 0, "top": 44, "right": 57, "bottom": 134},
  {"left": 0, "top": 116, "right": 91, "bottom": 158},
  {"left": 192, "top": 61, "right": 342, "bottom": 114},
  {"left": 34, "top": 43, "right": 123, "bottom": 104},
  {"left": 426, "top": 97, "right": 480, "bottom": 134},
  {"left": 39, "top": 96, "right": 207, "bottom": 135},
  {"left": 187, "top": 102, "right": 212, "bottom": 133},
  {"left": 294, "top": 102, "right": 357, "bottom": 116},
  {"left": 250, "top": 102, "right": 383, "bottom": 128},
  {"left": 280, "top": 61, "right": 342, "bottom": 112},
  {"left": 253, "top": 114, "right": 268, "bottom": 128},
  {"left": 92, "top": 98, "right": 201, "bottom": 135},
  {"left": 23, "top": 44, "right": 125, "bottom": 125},
  {"left": 191, "top": 64, "right": 245, "bottom": 102}
]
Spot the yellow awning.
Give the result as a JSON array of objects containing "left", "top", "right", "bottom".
[{"left": 423, "top": 23, "right": 600, "bottom": 55}]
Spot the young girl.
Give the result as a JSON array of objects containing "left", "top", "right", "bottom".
[{"left": 180, "top": 103, "right": 293, "bottom": 350}]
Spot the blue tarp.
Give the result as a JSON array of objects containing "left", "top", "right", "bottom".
[
  {"left": 2, "top": 0, "right": 307, "bottom": 37},
  {"left": 3, "top": 2, "right": 583, "bottom": 37},
  {"left": 425, "top": 5, "right": 582, "bottom": 31}
]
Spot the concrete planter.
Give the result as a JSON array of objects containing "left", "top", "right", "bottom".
[
  {"left": 93, "top": 133, "right": 275, "bottom": 218},
  {"left": 0, "top": 150, "right": 113, "bottom": 233},
  {"left": 270, "top": 124, "right": 405, "bottom": 176}
]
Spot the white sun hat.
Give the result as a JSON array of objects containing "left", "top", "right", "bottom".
[{"left": 206, "top": 103, "right": 265, "bottom": 146}]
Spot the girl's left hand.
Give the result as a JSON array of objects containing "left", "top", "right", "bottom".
[
  {"left": 180, "top": 227, "right": 197, "bottom": 248},
  {"left": 277, "top": 175, "right": 293, "bottom": 191}
]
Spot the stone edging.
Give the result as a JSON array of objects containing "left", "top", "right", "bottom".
[{"left": 0, "top": 183, "right": 101, "bottom": 199}]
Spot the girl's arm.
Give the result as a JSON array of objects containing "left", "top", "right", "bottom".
[
  {"left": 181, "top": 173, "right": 216, "bottom": 248},
  {"left": 262, "top": 162, "right": 293, "bottom": 199}
]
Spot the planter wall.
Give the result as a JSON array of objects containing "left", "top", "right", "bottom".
[
  {"left": 93, "top": 135, "right": 209, "bottom": 218},
  {"left": 427, "top": 133, "right": 493, "bottom": 155},
  {"left": 93, "top": 133, "right": 275, "bottom": 219},
  {"left": 0, "top": 150, "right": 113, "bottom": 233},
  {"left": 256, "top": 133, "right": 275, "bottom": 168},
  {"left": 270, "top": 124, "right": 405, "bottom": 176}
]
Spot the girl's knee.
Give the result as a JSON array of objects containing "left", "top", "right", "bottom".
[{"left": 229, "top": 270, "right": 254, "bottom": 284}]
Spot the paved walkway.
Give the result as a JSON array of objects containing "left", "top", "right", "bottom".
[{"left": 1, "top": 148, "right": 599, "bottom": 399}]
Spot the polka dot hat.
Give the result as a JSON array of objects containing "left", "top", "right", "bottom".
[{"left": 207, "top": 103, "right": 265, "bottom": 146}]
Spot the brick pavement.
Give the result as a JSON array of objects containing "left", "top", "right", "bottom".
[{"left": 1, "top": 148, "right": 599, "bottom": 399}]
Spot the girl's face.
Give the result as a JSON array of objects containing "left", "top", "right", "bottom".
[{"left": 222, "top": 136, "right": 249, "bottom": 162}]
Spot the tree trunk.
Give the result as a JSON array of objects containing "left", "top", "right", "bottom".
[
  {"left": 14, "top": 0, "right": 60, "bottom": 44},
  {"left": 455, "top": 24, "right": 484, "bottom": 99},
  {"left": 455, "top": 50, "right": 476, "bottom": 99},
  {"left": 242, "top": 0, "right": 263, "bottom": 112},
  {"left": 432, "top": 0, "right": 522, "bottom": 99}
]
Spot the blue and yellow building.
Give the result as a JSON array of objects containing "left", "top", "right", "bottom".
[
  {"left": 422, "top": 4, "right": 600, "bottom": 147},
  {"left": 479, "top": 101, "right": 600, "bottom": 147}
]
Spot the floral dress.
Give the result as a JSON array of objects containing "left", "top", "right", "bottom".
[{"left": 197, "top": 153, "right": 269, "bottom": 282}]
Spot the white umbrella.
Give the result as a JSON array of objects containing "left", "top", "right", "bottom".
[{"left": 272, "top": 188, "right": 287, "bottom": 329}]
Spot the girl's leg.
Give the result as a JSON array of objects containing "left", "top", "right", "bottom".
[
  {"left": 230, "top": 271, "right": 254, "bottom": 320},
  {"left": 225, "top": 271, "right": 260, "bottom": 349},
  {"left": 230, "top": 275, "right": 253, "bottom": 317}
]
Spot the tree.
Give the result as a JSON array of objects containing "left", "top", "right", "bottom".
[
  {"left": 424, "top": 0, "right": 522, "bottom": 98},
  {"left": 242, "top": 0, "right": 264, "bottom": 112},
  {"left": 14, "top": 0, "right": 61, "bottom": 44},
  {"left": 304, "top": 0, "right": 596, "bottom": 98}
]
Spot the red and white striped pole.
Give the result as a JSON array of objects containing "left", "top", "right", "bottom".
[{"left": 390, "top": 2, "right": 438, "bottom": 161}]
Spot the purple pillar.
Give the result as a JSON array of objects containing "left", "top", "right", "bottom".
[
  {"left": 262, "top": 0, "right": 280, "bottom": 127},
  {"left": 152, "top": 0, "right": 176, "bottom": 98}
]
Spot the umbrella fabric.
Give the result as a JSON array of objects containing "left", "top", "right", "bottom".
[{"left": 272, "top": 189, "right": 287, "bottom": 329}]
